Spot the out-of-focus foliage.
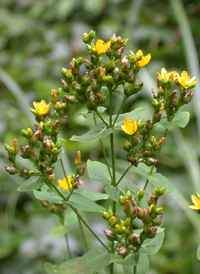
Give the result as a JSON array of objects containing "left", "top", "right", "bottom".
[{"left": 0, "top": 0, "right": 200, "bottom": 273}]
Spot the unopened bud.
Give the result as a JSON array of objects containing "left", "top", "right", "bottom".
[
  {"left": 103, "top": 229, "right": 116, "bottom": 241},
  {"left": 103, "top": 211, "right": 110, "bottom": 220},
  {"left": 5, "top": 165, "right": 17, "bottom": 175},
  {"left": 109, "top": 216, "right": 117, "bottom": 226},
  {"left": 128, "top": 233, "right": 140, "bottom": 244},
  {"left": 51, "top": 89, "right": 57, "bottom": 104},
  {"left": 152, "top": 213, "right": 163, "bottom": 226},
  {"left": 137, "top": 189, "right": 145, "bottom": 201},
  {"left": 143, "top": 208, "right": 149, "bottom": 224},
  {"left": 147, "top": 226, "right": 158, "bottom": 238},
  {"left": 118, "top": 247, "right": 128, "bottom": 257},
  {"left": 124, "top": 200, "right": 131, "bottom": 215},
  {"left": 145, "top": 158, "right": 159, "bottom": 166}
]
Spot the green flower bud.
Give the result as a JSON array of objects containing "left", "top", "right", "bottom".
[
  {"left": 109, "top": 216, "right": 117, "bottom": 226},
  {"left": 123, "top": 140, "right": 131, "bottom": 152},
  {"left": 119, "top": 195, "right": 126, "bottom": 205},
  {"left": 103, "top": 229, "right": 116, "bottom": 241},
  {"left": 137, "top": 189, "right": 145, "bottom": 200},
  {"left": 82, "top": 33, "right": 89, "bottom": 43},
  {"left": 103, "top": 211, "right": 110, "bottom": 220},
  {"left": 124, "top": 217, "right": 131, "bottom": 227}
]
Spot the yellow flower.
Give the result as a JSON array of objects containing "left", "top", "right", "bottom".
[
  {"left": 121, "top": 117, "right": 138, "bottom": 135},
  {"left": 58, "top": 177, "right": 72, "bottom": 191},
  {"left": 96, "top": 39, "right": 111, "bottom": 55},
  {"left": 189, "top": 194, "right": 200, "bottom": 210},
  {"left": 136, "top": 50, "right": 151, "bottom": 68},
  {"left": 177, "top": 71, "right": 197, "bottom": 88},
  {"left": 157, "top": 68, "right": 177, "bottom": 84},
  {"left": 33, "top": 100, "right": 51, "bottom": 115}
]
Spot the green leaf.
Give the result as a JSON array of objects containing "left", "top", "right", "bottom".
[
  {"left": 70, "top": 123, "right": 113, "bottom": 142},
  {"left": 50, "top": 223, "right": 68, "bottom": 238},
  {"left": 112, "top": 108, "right": 145, "bottom": 130},
  {"left": 173, "top": 111, "right": 190, "bottom": 128},
  {"left": 70, "top": 108, "right": 145, "bottom": 143},
  {"left": 67, "top": 193, "right": 105, "bottom": 213},
  {"left": 197, "top": 244, "right": 200, "bottom": 260},
  {"left": 159, "top": 111, "right": 190, "bottom": 129},
  {"left": 58, "top": 138, "right": 68, "bottom": 145},
  {"left": 97, "top": 106, "right": 107, "bottom": 113},
  {"left": 54, "top": 246, "right": 117, "bottom": 274},
  {"left": 33, "top": 186, "right": 67, "bottom": 204},
  {"left": 44, "top": 262, "right": 56, "bottom": 274},
  {"left": 105, "top": 186, "right": 124, "bottom": 202},
  {"left": 158, "top": 118, "right": 174, "bottom": 129},
  {"left": 140, "top": 228, "right": 165, "bottom": 255},
  {"left": 58, "top": 147, "right": 65, "bottom": 160},
  {"left": 87, "top": 160, "right": 111, "bottom": 185},
  {"left": 123, "top": 253, "right": 149, "bottom": 274},
  {"left": 147, "top": 173, "right": 175, "bottom": 193},
  {"left": 137, "top": 162, "right": 156, "bottom": 175},
  {"left": 50, "top": 212, "right": 77, "bottom": 238},
  {"left": 112, "top": 252, "right": 139, "bottom": 266},
  {"left": 78, "top": 191, "right": 109, "bottom": 201},
  {"left": 17, "top": 176, "right": 44, "bottom": 192}
]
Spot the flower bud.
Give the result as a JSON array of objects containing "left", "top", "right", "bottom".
[
  {"left": 79, "top": 163, "right": 87, "bottom": 176},
  {"left": 123, "top": 140, "right": 131, "bottom": 152},
  {"left": 103, "top": 229, "right": 116, "bottom": 241},
  {"left": 119, "top": 195, "right": 126, "bottom": 205},
  {"left": 75, "top": 150, "right": 81, "bottom": 166},
  {"left": 20, "top": 167, "right": 29, "bottom": 176},
  {"left": 124, "top": 217, "right": 131, "bottom": 227},
  {"left": 143, "top": 208, "right": 149, "bottom": 224},
  {"left": 124, "top": 200, "right": 131, "bottom": 215},
  {"left": 137, "top": 189, "right": 145, "bottom": 200},
  {"left": 20, "top": 145, "right": 31, "bottom": 159},
  {"left": 152, "top": 213, "right": 163, "bottom": 226},
  {"left": 147, "top": 226, "right": 158, "bottom": 238},
  {"left": 109, "top": 216, "right": 117, "bottom": 226},
  {"left": 5, "top": 165, "right": 17, "bottom": 175},
  {"left": 118, "top": 246, "right": 128, "bottom": 257},
  {"left": 82, "top": 33, "right": 89, "bottom": 43},
  {"left": 64, "top": 95, "right": 75, "bottom": 104},
  {"left": 103, "top": 211, "right": 110, "bottom": 220},
  {"left": 128, "top": 233, "right": 140, "bottom": 244},
  {"left": 155, "top": 206, "right": 163, "bottom": 215},
  {"left": 51, "top": 89, "right": 57, "bottom": 104},
  {"left": 145, "top": 158, "right": 159, "bottom": 166},
  {"left": 61, "top": 78, "right": 69, "bottom": 92}
]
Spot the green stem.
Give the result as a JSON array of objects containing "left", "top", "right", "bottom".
[
  {"left": 46, "top": 178, "right": 110, "bottom": 251},
  {"left": 143, "top": 128, "right": 168, "bottom": 190},
  {"left": 94, "top": 116, "right": 112, "bottom": 180},
  {"left": 112, "top": 98, "right": 126, "bottom": 126},
  {"left": 95, "top": 110, "right": 109, "bottom": 127},
  {"left": 71, "top": 207, "right": 110, "bottom": 252},
  {"left": 65, "top": 233, "right": 72, "bottom": 259},
  {"left": 116, "top": 165, "right": 132, "bottom": 187},
  {"left": 134, "top": 265, "right": 137, "bottom": 274},
  {"left": 60, "top": 158, "right": 73, "bottom": 195},
  {"left": 77, "top": 212, "right": 89, "bottom": 251}
]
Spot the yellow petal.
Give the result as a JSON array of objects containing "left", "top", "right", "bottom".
[
  {"left": 58, "top": 177, "right": 72, "bottom": 191},
  {"left": 96, "top": 39, "right": 111, "bottom": 55},
  {"left": 191, "top": 194, "right": 199, "bottom": 205}
]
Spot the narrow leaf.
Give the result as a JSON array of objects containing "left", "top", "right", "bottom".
[
  {"left": 17, "top": 176, "right": 43, "bottom": 192},
  {"left": 147, "top": 173, "right": 175, "bottom": 193}
]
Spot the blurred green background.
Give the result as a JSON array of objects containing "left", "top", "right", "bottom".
[{"left": 0, "top": 0, "right": 200, "bottom": 273}]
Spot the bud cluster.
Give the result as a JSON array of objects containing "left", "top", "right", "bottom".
[
  {"left": 122, "top": 118, "right": 165, "bottom": 167},
  {"left": 103, "top": 187, "right": 165, "bottom": 257},
  {"left": 60, "top": 31, "right": 146, "bottom": 111}
]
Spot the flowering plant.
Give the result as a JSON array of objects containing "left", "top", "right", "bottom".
[{"left": 5, "top": 30, "right": 197, "bottom": 274}]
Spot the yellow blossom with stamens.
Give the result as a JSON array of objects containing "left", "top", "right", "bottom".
[
  {"left": 136, "top": 50, "right": 151, "bottom": 68},
  {"left": 157, "top": 68, "right": 177, "bottom": 84},
  {"left": 177, "top": 71, "right": 197, "bottom": 88},
  {"left": 33, "top": 100, "right": 51, "bottom": 115},
  {"left": 121, "top": 117, "right": 138, "bottom": 135},
  {"left": 189, "top": 194, "right": 200, "bottom": 210},
  {"left": 96, "top": 39, "right": 111, "bottom": 55},
  {"left": 13, "top": 138, "right": 18, "bottom": 153},
  {"left": 58, "top": 177, "right": 72, "bottom": 191}
]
